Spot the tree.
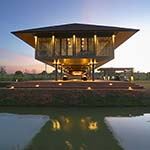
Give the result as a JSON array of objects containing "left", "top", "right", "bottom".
[
  {"left": 0, "top": 66, "right": 7, "bottom": 75},
  {"left": 15, "top": 70, "right": 23, "bottom": 76},
  {"left": 40, "top": 71, "right": 48, "bottom": 75}
]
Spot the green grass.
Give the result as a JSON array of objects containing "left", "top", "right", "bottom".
[{"left": 135, "top": 80, "right": 150, "bottom": 90}]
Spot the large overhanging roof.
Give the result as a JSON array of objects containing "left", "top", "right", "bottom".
[{"left": 11, "top": 23, "right": 139, "bottom": 49}]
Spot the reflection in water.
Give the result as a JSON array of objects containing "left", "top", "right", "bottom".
[
  {"left": 51, "top": 119, "right": 61, "bottom": 131},
  {"left": 50, "top": 116, "right": 72, "bottom": 132},
  {"left": 50, "top": 116, "right": 99, "bottom": 132},
  {"left": 65, "top": 140, "right": 73, "bottom": 150},
  {"left": 80, "top": 117, "right": 99, "bottom": 131},
  {"left": 0, "top": 113, "right": 49, "bottom": 150},
  {"left": 88, "top": 121, "right": 98, "bottom": 131},
  {"left": 105, "top": 114, "right": 150, "bottom": 150},
  {"left": 0, "top": 107, "right": 150, "bottom": 150}
]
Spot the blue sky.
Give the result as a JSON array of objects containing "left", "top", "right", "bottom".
[{"left": 0, "top": 0, "right": 150, "bottom": 73}]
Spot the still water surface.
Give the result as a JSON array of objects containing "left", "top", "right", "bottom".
[{"left": 0, "top": 107, "right": 150, "bottom": 150}]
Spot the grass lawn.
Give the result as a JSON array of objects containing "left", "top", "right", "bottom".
[{"left": 135, "top": 80, "right": 150, "bottom": 91}]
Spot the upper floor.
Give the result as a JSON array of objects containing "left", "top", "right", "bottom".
[
  {"left": 12, "top": 23, "right": 139, "bottom": 63},
  {"left": 35, "top": 35, "right": 114, "bottom": 59}
]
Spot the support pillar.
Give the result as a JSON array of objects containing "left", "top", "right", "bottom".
[
  {"left": 55, "top": 59, "right": 58, "bottom": 81},
  {"left": 92, "top": 59, "right": 95, "bottom": 81},
  {"left": 60, "top": 65, "right": 63, "bottom": 79},
  {"left": 88, "top": 65, "right": 91, "bottom": 80},
  {"left": 45, "top": 64, "right": 47, "bottom": 72}
]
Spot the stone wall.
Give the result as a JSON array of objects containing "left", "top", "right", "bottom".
[{"left": 0, "top": 88, "right": 149, "bottom": 106}]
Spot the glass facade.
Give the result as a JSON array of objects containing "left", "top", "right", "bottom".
[
  {"left": 67, "top": 38, "right": 73, "bottom": 56},
  {"left": 61, "top": 38, "right": 67, "bottom": 56},
  {"left": 37, "top": 37, "right": 52, "bottom": 57},
  {"left": 36, "top": 36, "right": 113, "bottom": 58},
  {"left": 96, "top": 37, "right": 113, "bottom": 56},
  {"left": 55, "top": 38, "right": 60, "bottom": 56}
]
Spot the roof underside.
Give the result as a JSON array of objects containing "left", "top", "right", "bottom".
[{"left": 12, "top": 23, "right": 139, "bottom": 49}]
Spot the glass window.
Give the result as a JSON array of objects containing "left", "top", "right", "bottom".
[
  {"left": 81, "top": 38, "right": 87, "bottom": 51},
  {"left": 37, "top": 37, "right": 52, "bottom": 56},
  {"left": 96, "top": 37, "right": 112, "bottom": 56},
  {"left": 67, "top": 38, "right": 73, "bottom": 56},
  {"left": 76, "top": 38, "right": 89, "bottom": 56},
  {"left": 55, "top": 38, "right": 60, "bottom": 56},
  {"left": 76, "top": 38, "right": 81, "bottom": 56},
  {"left": 61, "top": 38, "right": 67, "bottom": 56},
  {"left": 88, "top": 38, "right": 94, "bottom": 55}
]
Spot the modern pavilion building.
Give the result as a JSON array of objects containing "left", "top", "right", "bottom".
[{"left": 12, "top": 23, "right": 138, "bottom": 81}]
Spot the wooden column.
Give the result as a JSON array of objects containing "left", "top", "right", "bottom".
[
  {"left": 60, "top": 65, "right": 63, "bottom": 79},
  {"left": 55, "top": 59, "right": 58, "bottom": 81},
  {"left": 92, "top": 58, "right": 95, "bottom": 81},
  {"left": 73, "top": 34, "right": 76, "bottom": 55},
  {"left": 52, "top": 35, "right": 55, "bottom": 56},
  {"left": 94, "top": 35, "right": 97, "bottom": 55},
  {"left": 88, "top": 65, "right": 91, "bottom": 80}
]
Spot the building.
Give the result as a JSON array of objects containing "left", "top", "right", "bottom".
[
  {"left": 98, "top": 68, "right": 134, "bottom": 81},
  {"left": 12, "top": 23, "right": 138, "bottom": 81}
]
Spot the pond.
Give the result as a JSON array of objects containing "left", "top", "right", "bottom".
[{"left": 0, "top": 107, "right": 150, "bottom": 150}]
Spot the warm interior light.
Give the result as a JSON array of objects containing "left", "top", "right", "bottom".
[
  {"left": 53, "top": 59, "right": 56, "bottom": 64},
  {"left": 72, "top": 71, "right": 83, "bottom": 76},
  {"left": 58, "top": 83, "right": 62, "bottom": 86},
  {"left": 94, "top": 35, "right": 97, "bottom": 41},
  {"left": 34, "top": 36, "right": 37, "bottom": 47},
  {"left": 109, "top": 83, "right": 113, "bottom": 86},
  {"left": 57, "top": 59, "right": 60, "bottom": 64},
  {"left": 112, "top": 34, "right": 116, "bottom": 45},
  {"left": 94, "top": 59, "right": 97, "bottom": 64}
]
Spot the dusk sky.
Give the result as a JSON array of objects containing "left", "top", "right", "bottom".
[{"left": 0, "top": 0, "right": 150, "bottom": 73}]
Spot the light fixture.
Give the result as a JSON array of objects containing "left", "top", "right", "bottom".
[
  {"left": 72, "top": 71, "right": 83, "bottom": 76},
  {"left": 109, "top": 83, "right": 113, "bottom": 86},
  {"left": 128, "top": 86, "right": 133, "bottom": 90},
  {"left": 34, "top": 36, "right": 37, "bottom": 46},
  {"left": 9, "top": 86, "right": 15, "bottom": 89},
  {"left": 35, "top": 84, "right": 39, "bottom": 88},
  {"left": 112, "top": 34, "right": 116, "bottom": 44},
  {"left": 87, "top": 86, "right": 92, "bottom": 90}
]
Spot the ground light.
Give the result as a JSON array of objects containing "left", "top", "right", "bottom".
[
  {"left": 128, "top": 86, "right": 133, "bottom": 90},
  {"left": 9, "top": 86, "right": 15, "bottom": 89},
  {"left": 87, "top": 86, "right": 92, "bottom": 90},
  {"left": 35, "top": 84, "right": 40, "bottom": 88},
  {"left": 109, "top": 83, "right": 113, "bottom": 86}
]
